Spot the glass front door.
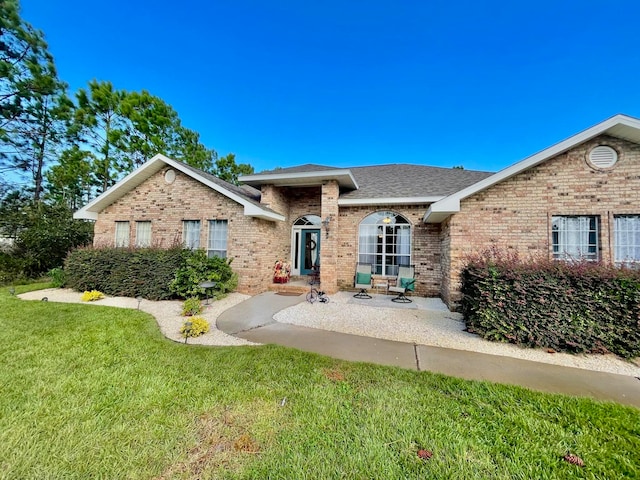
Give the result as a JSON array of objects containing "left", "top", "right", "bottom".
[{"left": 300, "top": 229, "right": 320, "bottom": 275}]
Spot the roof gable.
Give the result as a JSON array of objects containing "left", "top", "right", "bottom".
[
  {"left": 74, "top": 154, "right": 284, "bottom": 222},
  {"left": 424, "top": 114, "right": 640, "bottom": 223}
]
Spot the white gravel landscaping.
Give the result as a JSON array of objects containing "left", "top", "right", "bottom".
[
  {"left": 275, "top": 292, "right": 640, "bottom": 377},
  {"left": 18, "top": 288, "right": 640, "bottom": 377}
]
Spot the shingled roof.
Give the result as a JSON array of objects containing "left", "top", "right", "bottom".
[
  {"left": 243, "top": 163, "right": 493, "bottom": 202},
  {"left": 342, "top": 164, "right": 493, "bottom": 200}
]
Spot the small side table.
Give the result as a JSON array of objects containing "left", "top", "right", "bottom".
[
  {"left": 199, "top": 281, "right": 217, "bottom": 305},
  {"left": 374, "top": 280, "right": 389, "bottom": 295}
]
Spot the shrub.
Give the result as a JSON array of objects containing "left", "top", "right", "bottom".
[
  {"left": 65, "top": 247, "right": 185, "bottom": 300},
  {"left": 81, "top": 290, "right": 104, "bottom": 302},
  {"left": 460, "top": 249, "right": 640, "bottom": 358},
  {"left": 47, "top": 267, "right": 66, "bottom": 287},
  {"left": 182, "top": 297, "right": 203, "bottom": 316},
  {"left": 180, "top": 316, "right": 209, "bottom": 338},
  {"left": 170, "top": 250, "right": 237, "bottom": 300},
  {"left": 64, "top": 247, "right": 238, "bottom": 301}
]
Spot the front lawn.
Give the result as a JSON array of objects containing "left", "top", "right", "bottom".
[{"left": 1, "top": 284, "right": 638, "bottom": 479}]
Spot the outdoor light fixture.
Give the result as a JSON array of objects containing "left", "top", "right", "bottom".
[
  {"left": 136, "top": 296, "right": 142, "bottom": 310},
  {"left": 322, "top": 216, "right": 331, "bottom": 238}
]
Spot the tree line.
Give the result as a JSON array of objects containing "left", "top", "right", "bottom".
[{"left": 0, "top": 0, "right": 253, "bottom": 281}]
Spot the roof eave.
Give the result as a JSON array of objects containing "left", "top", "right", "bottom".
[
  {"left": 339, "top": 196, "right": 444, "bottom": 206},
  {"left": 244, "top": 204, "right": 285, "bottom": 222},
  {"left": 423, "top": 198, "right": 460, "bottom": 223},
  {"left": 240, "top": 169, "right": 359, "bottom": 189}
]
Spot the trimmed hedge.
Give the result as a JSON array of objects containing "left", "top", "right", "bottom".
[
  {"left": 64, "top": 247, "right": 185, "bottom": 300},
  {"left": 64, "top": 247, "right": 237, "bottom": 301},
  {"left": 460, "top": 251, "right": 640, "bottom": 359}
]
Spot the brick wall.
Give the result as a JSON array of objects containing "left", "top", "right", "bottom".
[
  {"left": 93, "top": 168, "right": 276, "bottom": 295},
  {"left": 336, "top": 204, "right": 441, "bottom": 296},
  {"left": 320, "top": 181, "right": 339, "bottom": 293},
  {"left": 442, "top": 134, "right": 640, "bottom": 307}
]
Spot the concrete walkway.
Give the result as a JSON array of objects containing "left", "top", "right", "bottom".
[{"left": 217, "top": 292, "right": 640, "bottom": 409}]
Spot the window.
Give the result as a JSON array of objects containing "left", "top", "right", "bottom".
[
  {"left": 358, "top": 211, "right": 411, "bottom": 275},
  {"left": 135, "top": 221, "right": 152, "bottom": 248},
  {"left": 182, "top": 220, "right": 201, "bottom": 249},
  {"left": 552, "top": 216, "right": 599, "bottom": 261},
  {"left": 614, "top": 215, "right": 640, "bottom": 264},
  {"left": 208, "top": 220, "right": 228, "bottom": 258},
  {"left": 115, "top": 221, "right": 130, "bottom": 247}
]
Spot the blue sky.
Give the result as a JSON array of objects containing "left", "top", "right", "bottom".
[{"left": 21, "top": 0, "right": 640, "bottom": 174}]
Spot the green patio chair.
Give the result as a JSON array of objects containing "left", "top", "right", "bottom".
[
  {"left": 353, "top": 263, "right": 373, "bottom": 299},
  {"left": 389, "top": 265, "right": 416, "bottom": 303}
]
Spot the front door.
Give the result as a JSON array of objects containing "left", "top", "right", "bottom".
[{"left": 300, "top": 229, "right": 320, "bottom": 275}]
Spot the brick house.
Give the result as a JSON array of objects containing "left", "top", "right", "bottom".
[{"left": 75, "top": 114, "right": 640, "bottom": 309}]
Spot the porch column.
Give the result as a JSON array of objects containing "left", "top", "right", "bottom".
[{"left": 320, "top": 180, "right": 339, "bottom": 293}]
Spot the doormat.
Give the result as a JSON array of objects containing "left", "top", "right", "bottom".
[{"left": 276, "top": 292, "right": 303, "bottom": 296}]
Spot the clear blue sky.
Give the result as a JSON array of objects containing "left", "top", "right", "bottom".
[{"left": 21, "top": 0, "right": 640, "bottom": 174}]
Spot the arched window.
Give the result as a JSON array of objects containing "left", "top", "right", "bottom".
[
  {"left": 358, "top": 211, "right": 411, "bottom": 275},
  {"left": 293, "top": 215, "right": 321, "bottom": 226}
]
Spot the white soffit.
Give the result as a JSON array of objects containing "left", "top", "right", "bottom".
[
  {"left": 339, "top": 196, "right": 444, "bottom": 206},
  {"left": 240, "top": 169, "right": 359, "bottom": 189}
]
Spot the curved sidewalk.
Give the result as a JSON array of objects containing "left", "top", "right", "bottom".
[{"left": 217, "top": 292, "right": 640, "bottom": 409}]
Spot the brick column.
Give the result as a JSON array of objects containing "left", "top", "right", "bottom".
[{"left": 320, "top": 180, "right": 339, "bottom": 293}]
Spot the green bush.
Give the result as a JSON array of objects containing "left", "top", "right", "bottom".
[
  {"left": 181, "top": 297, "right": 203, "bottom": 316},
  {"left": 64, "top": 247, "right": 186, "bottom": 300},
  {"left": 0, "top": 196, "right": 93, "bottom": 280},
  {"left": 170, "top": 249, "right": 237, "bottom": 300},
  {"left": 460, "top": 250, "right": 640, "bottom": 358},
  {"left": 64, "top": 247, "right": 238, "bottom": 301},
  {"left": 47, "top": 267, "right": 66, "bottom": 287},
  {"left": 0, "top": 251, "right": 25, "bottom": 285}
]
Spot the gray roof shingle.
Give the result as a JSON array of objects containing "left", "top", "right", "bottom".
[
  {"left": 249, "top": 163, "right": 494, "bottom": 199},
  {"left": 342, "top": 164, "right": 494, "bottom": 199}
]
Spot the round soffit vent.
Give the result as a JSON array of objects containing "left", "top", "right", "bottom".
[
  {"left": 588, "top": 146, "right": 618, "bottom": 169},
  {"left": 164, "top": 169, "right": 176, "bottom": 184}
]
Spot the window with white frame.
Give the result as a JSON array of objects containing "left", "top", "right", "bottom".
[
  {"left": 182, "top": 220, "right": 201, "bottom": 249},
  {"left": 614, "top": 215, "right": 640, "bottom": 264},
  {"left": 358, "top": 211, "right": 411, "bottom": 275},
  {"left": 551, "top": 216, "right": 599, "bottom": 261},
  {"left": 208, "top": 219, "right": 228, "bottom": 258},
  {"left": 115, "top": 221, "right": 130, "bottom": 247},
  {"left": 135, "top": 221, "right": 152, "bottom": 248}
]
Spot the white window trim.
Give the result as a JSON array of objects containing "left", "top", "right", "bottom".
[
  {"left": 207, "top": 219, "right": 228, "bottom": 258},
  {"left": 115, "top": 221, "right": 130, "bottom": 248},
  {"left": 182, "top": 220, "right": 201, "bottom": 250},
  {"left": 135, "top": 221, "right": 152, "bottom": 248},
  {"left": 614, "top": 215, "right": 640, "bottom": 265},
  {"left": 551, "top": 215, "right": 599, "bottom": 261},
  {"left": 357, "top": 211, "right": 412, "bottom": 276}
]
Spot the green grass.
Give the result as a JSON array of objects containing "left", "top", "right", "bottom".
[{"left": 1, "top": 284, "right": 639, "bottom": 479}]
